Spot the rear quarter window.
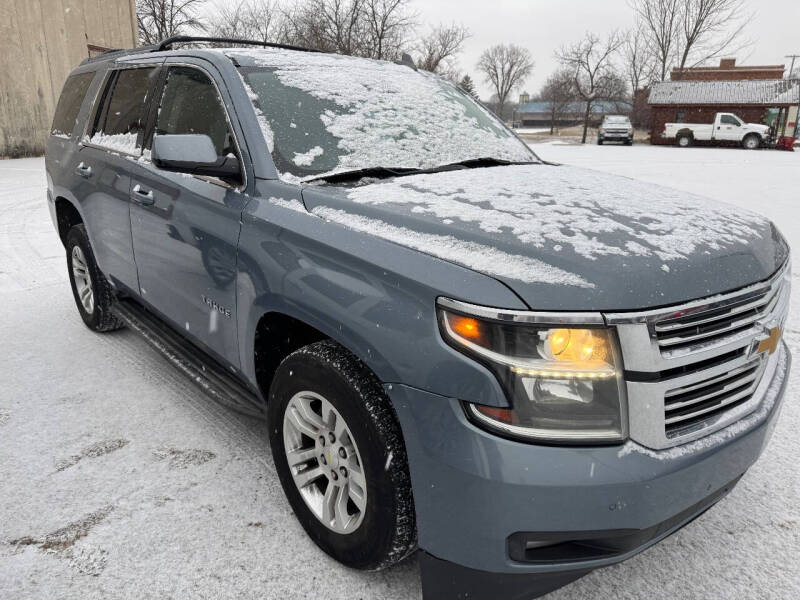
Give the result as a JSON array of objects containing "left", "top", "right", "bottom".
[
  {"left": 51, "top": 72, "right": 95, "bottom": 137},
  {"left": 88, "top": 67, "right": 158, "bottom": 154}
]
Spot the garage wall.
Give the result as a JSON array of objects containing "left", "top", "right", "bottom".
[{"left": 0, "top": 0, "right": 138, "bottom": 158}]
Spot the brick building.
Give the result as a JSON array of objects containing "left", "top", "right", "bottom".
[
  {"left": 671, "top": 58, "right": 786, "bottom": 81},
  {"left": 647, "top": 79, "right": 800, "bottom": 145}
]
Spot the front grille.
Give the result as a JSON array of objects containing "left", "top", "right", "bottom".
[
  {"left": 664, "top": 358, "right": 765, "bottom": 438},
  {"left": 654, "top": 284, "right": 780, "bottom": 353},
  {"left": 607, "top": 261, "right": 790, "bottom": 450}
]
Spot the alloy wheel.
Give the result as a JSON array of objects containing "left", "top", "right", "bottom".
[
  {"left": 283, "top": 391, "right": 368, "bottom": 534},
  {"left": 71, "top": 245, "right": 94, "bottom": 314}
]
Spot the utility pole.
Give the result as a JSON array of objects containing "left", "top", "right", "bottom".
[{"left": 787, "top": 55, "right": 800, "bottom": 78}]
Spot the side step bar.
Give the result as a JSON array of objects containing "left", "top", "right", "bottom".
[{"left": 112, "top": 298, "right": 266, "bottom": 419}]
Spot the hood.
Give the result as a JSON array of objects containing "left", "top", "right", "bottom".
[
  {"left": 300, "top": 164, "right": 787, "bottom": 311},
  {"left": 747, "top": 123, "right": 770, "bottom": 132}
]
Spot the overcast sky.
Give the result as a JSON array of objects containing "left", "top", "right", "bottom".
[{"left": 410, "top": 0, "right": 800, "bottom": 99}]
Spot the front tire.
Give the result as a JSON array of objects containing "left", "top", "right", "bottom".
[
  {"left": 65, "top": 224, "right": 123, "bottom": 332},
  {"left": 743, "top": 134, "right": 761, "bottom": 150},
  {"left": 268, "top": 340, "right": 416, "bottom": 570}
]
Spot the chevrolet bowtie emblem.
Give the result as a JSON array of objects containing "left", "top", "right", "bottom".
[{"left": 756, "top": 326, "right": 782, "bottom": 356}]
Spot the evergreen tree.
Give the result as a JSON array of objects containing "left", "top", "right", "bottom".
[{"left": 459, "top": 74, "right": 477, "bottom": 99}]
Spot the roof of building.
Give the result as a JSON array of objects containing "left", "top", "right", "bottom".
[
  {"left": 649, "top": 79, "right": 800, "bottom": 106},
  {"left": 517, "top": 100, "right": 631, "bottom": 114}
]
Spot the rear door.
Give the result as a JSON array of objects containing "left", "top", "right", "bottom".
[
  {"left": 129, "top": 61, "right": 250, "bottom": 367},
  {"left": 76, "top": 63, "right": 162, "bottom": 291}
]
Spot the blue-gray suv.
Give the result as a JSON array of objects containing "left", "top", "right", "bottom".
[{"left": 45, "top": 37, "right": 791, "bottom": 599}]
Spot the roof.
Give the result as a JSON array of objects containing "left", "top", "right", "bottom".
[
  {"left": 517, "top": 100, "right": 631, "bottom": 114},
  {"left": 649, "top": 79, "right": 800, "bottom": 106}
]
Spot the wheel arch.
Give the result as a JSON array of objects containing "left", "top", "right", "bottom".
[
  {"left": 54, "top": 196, "right": 84, "bottom": 245},
  {"left": 249, "top": 307, "right": 399, "bottom": 403}
]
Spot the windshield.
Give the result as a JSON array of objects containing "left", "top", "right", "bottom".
[
  {"left": 605, "top": 116, "right": 630, "bottom": 125},
  {"left": 229, "top": 49, "right": 535, "bottom": 182}
]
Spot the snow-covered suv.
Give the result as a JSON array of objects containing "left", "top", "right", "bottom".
[{"left": 46, "top": 37, "right": 791, "bottom": 600}]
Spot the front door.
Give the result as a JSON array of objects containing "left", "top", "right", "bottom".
[
  {"left": 716, "top": 114, "right": 743, "bottom": 141},
  {"left": 129, "top": 63, "right": 249, "bottom": 367}
]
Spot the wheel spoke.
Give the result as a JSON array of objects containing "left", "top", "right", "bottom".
[
  {"left": 322, "top": 481, "right": 337, "bottom": 525},
  {"left": 335, "top": 484, "right": 351, "bottom": 531},
  {"left": 286, "top": 405, "right": 320, "bottom": 439},
  {"left": 286, "top": 446, "right": 317, "bottom": 469},
  {"left": 293, "top": 465, "right": 325, "bottom": 489},
  {"left": 296, "top": 395, "right": 328, "bottom": 431}
]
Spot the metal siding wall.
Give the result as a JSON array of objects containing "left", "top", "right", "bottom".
[{"left": 0, "top": 0, "right": 137, "bottom": 157}]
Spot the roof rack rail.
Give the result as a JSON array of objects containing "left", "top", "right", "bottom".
[{"left": 156, "top": 36, "right": 320, "bottom": 53}]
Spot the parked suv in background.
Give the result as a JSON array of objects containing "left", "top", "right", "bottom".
[
  {"left": 46, "top": 38, "right": 791, "bottom": 600},
  {"left": 598, "top": 115, "right": 634, "bottom": 145}
]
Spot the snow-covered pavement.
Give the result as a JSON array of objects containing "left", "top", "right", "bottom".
[{"left": 1, "top": 147, "right": 799, "bottom": 599}]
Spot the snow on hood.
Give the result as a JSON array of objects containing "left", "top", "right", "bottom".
[
  {"left": 343, "top": 164, "right": 765, "bottom": 262},
  {"left": 300, "top": 164, "right": 787, "bottom": 310}
]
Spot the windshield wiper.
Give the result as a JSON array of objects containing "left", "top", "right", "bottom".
[
  {"left": 419, "top": 157, "right": 537, "bottom": 174},
  {"left": 304, "top": 166, "right": 422, "bottom": 184},
  {"left": 304, "top": 157, "right": 538, "bottom": 185}
]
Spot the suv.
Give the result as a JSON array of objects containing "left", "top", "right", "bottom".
[
  {"left": 46, "top": 38, "right": 791, "bottom": 599},
  {"left": 598, "top": 115, "right": 634, "bottom": 145}
]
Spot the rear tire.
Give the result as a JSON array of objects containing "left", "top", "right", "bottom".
[
  {"left": 65, "top": 224, "right": 123, "bottom": 332},
  {"left": 677, "top": 134, "right": 692, "bottom": 148},
  {"left": 268, "top": 340, "right": 416, "bottom": 571}
]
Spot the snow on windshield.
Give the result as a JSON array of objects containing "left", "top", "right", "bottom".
[
  {"left": 344, "top": 164, "right": 768, "bottom": 262},
  {"left": 225, "top": 48, "right": 535, "bottom": 182}
]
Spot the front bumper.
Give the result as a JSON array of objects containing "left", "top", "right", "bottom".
[{"left": 387, "top": 342, "right": 790, "bottom": 593}]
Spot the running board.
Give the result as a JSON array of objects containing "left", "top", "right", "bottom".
[{"left": 112, "top": 299, "right": 266, "bottom": 419}]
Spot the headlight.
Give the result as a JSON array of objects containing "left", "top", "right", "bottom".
[{"left": 438, "top": 300, "right": 627, "bottom": 444}]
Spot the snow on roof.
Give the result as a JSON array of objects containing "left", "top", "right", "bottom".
[{"left": 649, "top": 79, "right": 800, "bottom": 106}]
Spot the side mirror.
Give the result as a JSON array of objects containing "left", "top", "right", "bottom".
[{"left": 152, "top": 134, "right": 241, "bottom": 182}]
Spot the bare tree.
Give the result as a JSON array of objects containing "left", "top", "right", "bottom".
[
  {"left": 674, "top": 0, "right": 750, "bottom": 74},
  {"left": 363, "top": 0, "right": 416, "bottom": 60},
  {"left": 623, "top": 25, "right": 656, "bottom": 97},
  {"left": 212, "top": 0, "right": 291, "bottom": 43},
  {"left": 287, "top": 0, "right": 365, "bottom": 55},
  {"left": 416, "top": 23, "right": 471, "bottom": 73},
  {"left": 632, "top": 0, "right": 750, "bottom": 81},
  {"left": 136, "top": 0, "right": 207, "bottom": 45},
  {"left": 477, "top": 44, "right": 534, "bottom": 119},
  {"left": 631, "top": 0, "right": 681, "bottom": 81},
  {"left": 539, "top": 69, "right": 576, "bottom": 135},
  {"left": 557, "top": 31, "right": 626, "bottom": 143},
  {"left": 285, "top": 0, "right": 415, "bottom": 59}
]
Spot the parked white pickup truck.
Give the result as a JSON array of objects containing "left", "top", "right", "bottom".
[{"left": 664, "top": 112, "right": 771, "bottom": 150}]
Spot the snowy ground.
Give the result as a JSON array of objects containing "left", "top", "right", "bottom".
[{"left": 1, "top": 147, "right": 799, "bottom": 599}]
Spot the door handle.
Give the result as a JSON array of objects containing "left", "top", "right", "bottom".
[
  {"left": 75, "top": 162, "right": 92, "bottom": 178},
  {"left": 131, "top": 184, "right": 155, "bottom": 206}
]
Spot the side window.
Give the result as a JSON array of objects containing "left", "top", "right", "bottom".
[
  {"left": 720, "top": 114, "right": 740, "bottom": 126},
  {"left": 156, "top": 66, "right": 237, "bottom": 158},
  {"left": 89, "top": 67, "right": 157, "bottom": 153},
  {"left": 51, "top": 72, "right": 95, "bottom": 137}
]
